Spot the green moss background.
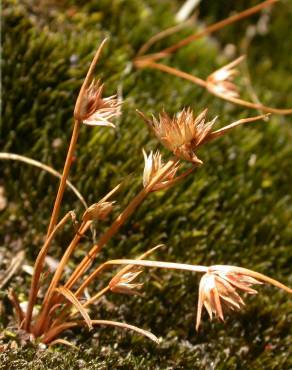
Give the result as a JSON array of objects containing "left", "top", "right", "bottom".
[{"left": 1, "top": 0, "right": 291, "bottom": 368}]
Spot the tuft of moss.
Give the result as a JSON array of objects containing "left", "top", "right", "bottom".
[{"left": 1, "top": 0, "right": 292, "bottom": 368}]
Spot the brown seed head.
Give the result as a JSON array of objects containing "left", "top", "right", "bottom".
[
  {"left": 109, "top": 268, "right": 144, "bottom": 296},
  {"left": 140, "top": 108, "right": 217, "bottom": 164},
  {"left": 206, "top": 56, "right": 245, "bottom": 98},
  {"left": 196, "top": 266, "right": 262, "bottom": 330},
  {"left": 77, "top": 79, "right": 120, "bottom": 127},
  {"left": 82, "top": 200, "right": 114, "bottom": 222},
  {"left": 142, "top": 149, "right": 179, "bottom": 191}
]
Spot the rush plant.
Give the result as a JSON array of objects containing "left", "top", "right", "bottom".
[{"left": 5, "top": 0, "right": 292, "bottom": 349}]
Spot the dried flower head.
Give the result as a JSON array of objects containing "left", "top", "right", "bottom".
[
  {"left": 206, "top": 56, "right": 245, "bottom": 98},
  {"left": 82, "top": 200, "right": 114, "bottom": 222},
  {"left": 139, "top": 108, "right": 268, "bottom": 164},
  {"left": 139, "top": 108, "right": 217, "bottom": 164},
  {"left": 77, "top": 79, "right": 120, "bottom": 127},
  {"left": 142, "top": 149, "right": 179, "bottom": 191},
  {"left": 109, "top": 267, "right": 143, "bottom": 296},
  {"left": 196, "top": 266, "right": 262, "bottom": 330}
]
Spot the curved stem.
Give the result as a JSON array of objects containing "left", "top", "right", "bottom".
[
  {"left": 100, "top": 259, "right": 208, "bottom": 273},
  {"left": 141, "top": 0, "right": 278, "bottom": 61},
  {"left": 137, "top": 19, "right": 194, "bottom": 56},
  {"left": 210, "top": 90, "right": 292, "bottom": 115},
  {"left": 42, "top": 319, "right": 158, "bottom": 344},
  {"left": 134, "top": 60, "right": 207, "bottom": 88},
  {"left": 0, "top": 153, "right": 87, "bottom": 208},
  {"left": 138, "top": 61, "right": 292, "bottom": 115}
]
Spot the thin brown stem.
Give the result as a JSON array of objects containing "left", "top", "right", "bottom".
[
  {"left": 64, "top": 246, "right": 164, "bottom": 324},
  {"left": 158, "top": 164, "right": 197, "bottom": 190},
  {"left": 139, "top": 61, "right": 292, "bottom": 115},
  {"left": 64, "top": 159, "right": 178, "bottom": 292},
  {"left": 46, "top": 120, "right": 81, "bottom": 238},
  {"left": 47, "top": 39, "right": 108, "bottom": 239},
  {"left": 139, "top": 0, "right": 278, "bottom": 61},
  {"left": 0, "top": 153, "right": 87, "bottom": 209},
  {"left": 98, "top": 259, "right": 208, "bottom": 273},
  {"left": 34, "top": 220, "right": 92, "bottom": 335},
  {"left": 24, "top": 212, "right": 73, "bottom": 331},
  {"left": 134, "top": 60, "right": 207, "bottom": 88},
  {"left": 49, "top": 286, "right": 110, "bottom": 330},
  {"left": 210, "top": 90, "right": 292, "bottom": 115},
  {"left": 137, "top": 18, "right": 195, "bottom": 56},
  {"left": 42, "top": 319, "right": 158, "bottom": 344},
  {"left": 42, "top": 322, "right": 78, "bottom": 344},
  {"left": 8, "top": 289, "right": 25, "bottom": 327},
  {"left": 64, "top": 190, "right": 148, "bottom": 291},
  {"left": 82, "top": 286, "right": 110, "bottom": 308},
  {"left": 201, "top": 114, "right": 270, "bottom": 145}
]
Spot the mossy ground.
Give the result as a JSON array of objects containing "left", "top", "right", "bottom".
[{"left": 1, "top": 0, "right": 291, "bottom": 369}]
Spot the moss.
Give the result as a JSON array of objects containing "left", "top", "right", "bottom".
[{"left": 1, "top": 0, "right": 292, "bottom": 368}]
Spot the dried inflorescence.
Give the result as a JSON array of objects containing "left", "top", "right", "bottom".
[
  {"left": 139, "top": 108, "right": 268, "bottom": 165},
  {"left": 206, "top": 56, "right": 245, "bottom": 98},
  {"left": 142, "top": 149, "right": 179, "bottom": 190},
  {"left": 82, "top": 200, "right": 114, "bottom": 222},
  {"left": 78, "top": 79, "right": 121, "bottom": 128},
  {"left": 196, "top": 266, "right": 262, "bottom": 330},
  {"left": 109, "top": 267, "right": 144, "bottom": 296},
  {"left": 140, "top": 108, "right": 216, "bottom": 164},
  {"left": 8, "top": 5, "right": 292, "bottom": 348}
]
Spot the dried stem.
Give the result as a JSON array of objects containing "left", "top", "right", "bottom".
[
  {"left": 24, "top": 212, "right": 73, "bottom": 331},
  {"left": 34, "top": 220, "right": 92, "bottom": 335},
  {"left": 89, "top": 320, "right": 159, "bottom": 343},
  {"left": 46, "top": 39, "right": 107, "bottom": 239},
  {"left": 0, "top": 152, "right": 87, "bottom": 209},
  {"left": 134, "top": 59, "right": 207, "bottom": 88},
  {"left": 136, "top": 61, "right": 292, "bottom": 115},
  {"left": 98, "top": 259, "right": 208, "bottom": 274},
  {"left": 0, "top": 250, "right": 25, "bottom": 290},
  {"left": 82, "top": 286, "right": 110, "bottom": 308},
  {"left": 210, "top": 90, "right": 292, "bottom": 115},
  {"left": 42, "top": 319, "right": 158, "bottom": 344},
  {"left": 8, "top": 290, "right": 25, "bottom": 327},
  {"left": 63, "top": 159, "right": 179, "bottom": 292},
  {"left": 75, "top": 244, "right": 164, "bottom": 304},
  {"left": 46, "top": 120, "right": 81, "bottom": 238},
  {"left": 138, "top": 0, "right": 278, "bottom": 60},
  {"left": 56, "top": 287, "right": 92, "bottom": 330},
  {"left": 137, "top": 18, "right": 195, "bottom": 56},
  {"left": 42, "top": 322, "right": 78, "bottom": 344},
  {"left": 200, "top": 114, "right": 270, "bottom": 145},
  {"left": 49, "top": 246, "right": 164, "bottom": 331}
]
